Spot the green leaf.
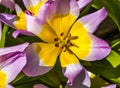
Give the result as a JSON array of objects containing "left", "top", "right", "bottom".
[
  {"left": 91, "top": 75, "right": 109, "bottom": 88},
  {"left": 0, "top": 24, "right": 8, "bottom": 47},
  {"left": 92, "top": 0, "right": 120, "bottom": 30},
  {"left": 82, "top": 50, "right": 120, "bottom": 86},
  {"left": 107, "top": 50, "right": 120, "bottom": 68}
]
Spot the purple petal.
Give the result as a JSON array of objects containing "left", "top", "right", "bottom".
[
  {"left": 77, "top": 0, "right": 92, "bottom": 10},
  {"left": 15, "top": 4, "right": 23, "bottom": 15},
  {"left": 0, "top": 43, "right": 29, "bottom": 56},
  {"left": 0, "top": 13, "right": 16, "bottom": 28},
  {"left": 23, "top": 0, "right": 40, "bottom": 9},
  {"left": 53, "top": 0, "right": 70, "bottom": 15},
  {"left": 64, "top": 64, "right": 90, "bottom": 88},
  {"left": 0, "top": 0, "right": 15, "bottom": 10},
  {"left": 83, "top": 33, "right": 111, "bottom": 61},
  {"left": 25, "top": 14, "right": 44, "bottom": 35},
  {"left": 45, "top": 0, "right": 79, "bottom": 17},
  {"left": 79, "top": 7, "right": 107, "bottom": 33},
  {"left": 63, "top": 63, "right": 82, "bottom": 85},
  {"left": 1, "top": 52, "right": 27, "bottom": 83},
  {"left": 37, "top": 1, "right": 53, "bottom": 21},
  {"left": 33, "top": 84, "right": 48, "bottom": 88},
  {"left": 23, "top": 43, "right": 53, "bottom": 76},
  {"left": 6, "top": 84, "right": 14, "bottom": 88},
  {"left": 102, "top": 84, "right": 117, "bottom": 88},
  {"left": 69, "top": 0, "right": 80, "bottom": 18},
  {"left": 12, "top": 30, "right": 35, "bottom": 38}
]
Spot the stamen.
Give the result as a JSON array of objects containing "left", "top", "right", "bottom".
[
  {"left": 54, "top": 38, "right": 58, "bottom": 41},
  {"left": 15, "top": 16, "right": 20, "bottom": 21},
  {"left": 55, "top": 43, "right": 59, "bottom": 47},
  {"left": 70, "top": 36, "right": 78, "bottom": 40},
  {"left": 60, "top": 32, "right": 64, "bottom": 36}
]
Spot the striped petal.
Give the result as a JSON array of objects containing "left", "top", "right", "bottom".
[
  {"left": 65, "top": 68, "right": 90, "bottom": 88},
  {"left": 79, "top": 7, "right": 107, "bottom": 33},
  {"left": 23, "top": 0, "right": 47, "bottom": 16},
  {"left": 0, "top": 43, "right": 29, "bottom": 56},
  {"left": 1, "top": 52, "right": 26, "bottom": 83},
  {"left": 77, "top": 0, "right": 92, "bottom": 10},
  {"left": 69, "top": 21, "right": 110, "bottom": 61},
  {"left": 0, "top": 0, "right": 15, "bottom": 10},
  {"left": 0, "top": 13, "right": 16, "bottom": 28},
  {"left": 83, "top": 33, "right": 111, "bottom": 61},
  {"left": 23, "top": 43, "right": 61, "bottom": 76}
]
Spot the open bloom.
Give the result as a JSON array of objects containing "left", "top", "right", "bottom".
[
  {"left": 0, "top": 43, "right": 29, "bottom": 88},
  {"left": 23, "top": 0, "right": 111, "bottom": 87},
  {"left": 0, "top": 0, "right": 15, "bottom": 10},
  {"left": 0, "top": 0, "right": 48, "bottom": 37}
]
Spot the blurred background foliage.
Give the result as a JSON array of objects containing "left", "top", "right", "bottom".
[{"left": 0, "top": 0, "right": 120, "bottom": 88}]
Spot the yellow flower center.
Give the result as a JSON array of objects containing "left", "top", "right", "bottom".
[
  {"left": 54, "top": 32, "right": 79, "bottom": 54},
  {"left": 0, "top": 71, "right": 6, "bottom": 88}
]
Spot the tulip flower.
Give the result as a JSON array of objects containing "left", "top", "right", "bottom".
[
  {"left": 0, "top": 0, "right": 48, "bottom": 37},
  {"left": 0, "top": 42, "right": 29, "bottom": 88},
  {"left": 22, "top": 0, "right": 111, "bottom": 87}
]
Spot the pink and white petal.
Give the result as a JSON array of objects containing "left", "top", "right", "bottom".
[
  {"left": 69, "top": 0, "right": 79, "bottom": 18},
  {"left": 25, "top": 14, "right": 44, "bottom": 35},
  {"left": 0, "top": 43, "right": 29, "bottom": 56},
  {"left": 77, "top": 0, "right": 92, "bottom": 10},
  {"left": 12, "top": 30, "right": 35, "bottom": 38},
  {"left": 1, "top": 52, "right": 27, "bottom": 83},
  {"left": 0, "top": 13, "right": 16, "bottom": 28},
  {"left": 23, "top": 43, "right": 60, "bottom": 76},
  {"left": 23, "top": 0, "right": 40, "bottom": 9},
  {"left": 102, "top": 84, "right": 117, "bottom": 88},
  {"left": 60, "top": 50, "right": 82, "bottom": 85},
  {"left": 33, "top": 84, "right": 48, "bottom": 88},
  {"left": 65, "top": 68, "right": 90, "bottom": 88},
  {"left": 45, "top": 0, "right": 79, "bottom": 18},
  {"left": 83, "top": 33, "right": 111, "bottom": 61},
  {"left": 37, "top": 1, "right": 53, "bottom": 22},
  {"left": 79, "top": 7, "right": 107, "bottom": 33},
  {"left": 55, "top": 0, "right": 70, "bottom": 15},
  {"left": 6, "top": 84, "right": 14, "bottom": 88},
  {"left": 63, "top": 62, "right": 90, "bottom": 87},
  {"left": 0, "top": 0, "right": 15, "bottom": 10},
  {"left": 15, "top": 4, "right": 23, "bottom": 15},
  {"left": 0, "top": 21, "right": 2, "bottom": 41}
]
